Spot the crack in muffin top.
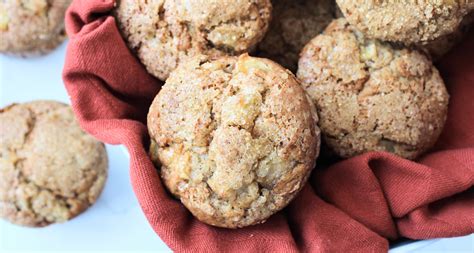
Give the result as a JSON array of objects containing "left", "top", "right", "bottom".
[
  {"left": 297, "top": 18, "right": 449, "bottom": 159},
  {"left": 114, "top": 0, "right": 272, "bottom": 81},
  {"left": 0, "top": 101, "right": 108, "bottom": 227},
  {"left": 148, "top": 54, "right": 320, "bottom": 228}
]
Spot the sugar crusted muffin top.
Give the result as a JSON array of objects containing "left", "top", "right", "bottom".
[
  {"left": 297, "top": 18, "right": 449, "bottom": 159},
  {"left": 114, "top": 0, "right": 272, "bottom": 81},
  {"left": 148, "top": 54, "right": 320, "bottom": 228},
  {"left": 0, "top": 101, "right": 108, "bottom": 227}
]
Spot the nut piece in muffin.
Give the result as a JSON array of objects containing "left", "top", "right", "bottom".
[
  {"left": 336, "top": 0, "right": 474, "bottom": 44},
  {"left": 148, "top": 54, "right": 321, "bottom": 228},
  {"left": 257, "top": 0, "right": 336, "bottom": 71},
  {"left": 0, "top": 101, "right": 108, "bottom": 227},
  {"left": 114, "top": 0, "right": 272, "bottom": 81},
  {"left": 297, "top": 18, "right": 449, "bottom": 160},
  {"left": 0, "top": 0, "right": 72, "bottom": 56}
]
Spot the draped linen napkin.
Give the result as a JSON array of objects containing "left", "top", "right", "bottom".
[{"left": 62, "top": 1, "right": 474, "bottom": 252}]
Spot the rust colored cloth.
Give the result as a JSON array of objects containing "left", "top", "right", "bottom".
[{"left": 63, "top": 1, "right": 474, "bottom": 252}]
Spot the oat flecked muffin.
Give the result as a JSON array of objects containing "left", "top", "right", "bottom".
[
  {"left": 148, "top": 54, "right": 321, "bottom": 228},
  {"left": 0, "top": 0, "right": 72, "bottom": 56},
  {"left": 297, "top": 19, "right": 449, "bottom": 160},
  {"left": 0, "top": 101, "right": 108, "bottom": 227},
  {"left": 257, "top": 0, "right": 336, "bottom": 71},
  {"left": 336, "top": 0, "right": 474, "bottom": 44},
  {"left": 114, "top": 0, "right": 272, "bottom": 81}
]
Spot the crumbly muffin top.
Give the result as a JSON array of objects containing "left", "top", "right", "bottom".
[
  {"left": 148, "top": 54, "right": 320, "bottom": 228},
  {"left": 114, "top": 0, "right": 272, "bottom": 81},
  {"left": 336, "top": 0, "right": 473, "bottom": 44},
  {"left": 297, "top": 19, "right": 449, "bottom": 159},
  {"left": 257, "top": 0, "right": 336, "bottom": 71},
  {"left": 0, "top": 101, "right": 108, "bottom": 227},
  {"left": 0, "top": 0, "right": 71, "bottom": 55}
]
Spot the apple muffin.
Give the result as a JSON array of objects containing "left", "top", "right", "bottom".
[
  {"left": 148, "top": 54, "right": 320, "bottom": 228},
  {"left": 115, "top": 0, "right": 272, "bottom": 81},
  {"left": 297, "top": 19, "right": 449, "bottom": 160},
  {"left": 0, "top": 101, "right": 108, "bottom": 227},
  {"left": 336, "top": 0, "right": 473, "bottom": 44},
  {"left": 0, "top": 0, "right": 72, "bottom": 56}
]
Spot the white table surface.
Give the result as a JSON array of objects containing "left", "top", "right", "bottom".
[{"left": 0, "top": 41, "right": 472, "bottom": 253}]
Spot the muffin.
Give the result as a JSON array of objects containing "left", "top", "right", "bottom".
[
  {"left": 0, "top": 0, "right": 72, "bottom": 56},
  {"left": 257, "top": 0, "right": 336, "bottom": 71},
  {"left": 420, "top": 12, "right": 474, "bottom": 61},
  {"left": 114, "top": 0, "right": 272, "bottom": 81},
  {"left": 297, "top": 19, "right": 449, "bottom": 160},
  {"left": 336, "top": 0, "right": 474, "bottom": 44},
  {"left": 148, "top": 54, "right": 320, "bottom": 228},
  {"left": 0, "top": 101, "right": 108, "bottom": 227}
]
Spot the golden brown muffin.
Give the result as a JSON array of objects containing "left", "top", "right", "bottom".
[
  {"left": 0, "top": 101, "right": 108, "bottom": 227},
  {"left": 0, "top": 0, "right": 72, "bottom": 56},
  {"left": 148, "top": 54, "right": 320, "bottom": 228},
  {"left": 336, "top": 0, "right": 474, "bottom": 44},
  {"left": 297, "top": 19, "right": 449, "bottom": 160},
  {"left": 114, "top": 0, "right": 272, "bottom": 81},
  {"left": 257, "top": 0, "right": 336, "bottom": 71}
]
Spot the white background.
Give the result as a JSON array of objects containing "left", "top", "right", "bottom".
[{"left": 0, "top": 42, "right": 472, "bottom": 253}]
